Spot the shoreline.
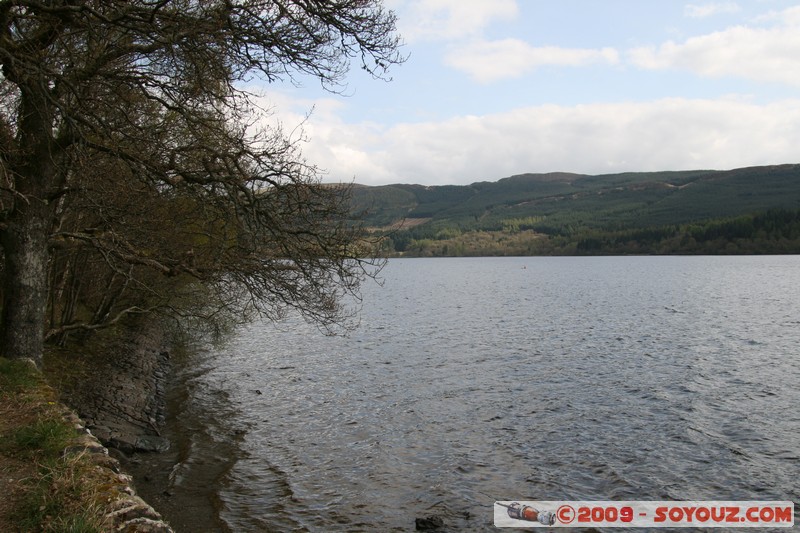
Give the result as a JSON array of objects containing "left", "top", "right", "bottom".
[
  {"left": 0, "top": 357, "right": 173, "bottom": 531},
  {"left": 42, "top": 320, "right": 228, "bottom": 532},
  {"left": 117, "top": 360, "right": 236, "bottom": 533}
]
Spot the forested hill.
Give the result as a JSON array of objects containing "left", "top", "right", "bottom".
[{"left": 350, "top": 164, "right": 800, "bottom": 256}]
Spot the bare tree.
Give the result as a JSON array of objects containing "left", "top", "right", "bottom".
[{"left": 0, "top": 0, "right": 403, "bottom": 366}]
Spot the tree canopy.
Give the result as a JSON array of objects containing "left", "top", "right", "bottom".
[{"left": 0, "top": 0, "right": 404, "bottom": 365}]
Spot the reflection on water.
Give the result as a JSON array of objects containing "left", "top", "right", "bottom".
[{"left": 167, "top": 257, "right": 800, "bottom": 531}]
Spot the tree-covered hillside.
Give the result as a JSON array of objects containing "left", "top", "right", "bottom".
[{"left": 351, "top": 165, "right": 800, "bottom": 256}]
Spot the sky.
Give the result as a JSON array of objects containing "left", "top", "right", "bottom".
[{"left": 257, "top": 0, "right": 800, "bottom": 186}]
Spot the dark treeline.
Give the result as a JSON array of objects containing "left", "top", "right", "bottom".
[
  {"left": 382, "top": 208, "right": 800, "bottom": 257},
  {"left": 575, "top": 208, "right": 800, "bottom": 255}
]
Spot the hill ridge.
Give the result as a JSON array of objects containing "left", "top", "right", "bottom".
[{"left": 350, "top": 164, "right": 800, "bottom": 256}]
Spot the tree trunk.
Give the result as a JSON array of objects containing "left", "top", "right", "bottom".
[
  {"left": 1, "top": 202, "right": 51, "bottom": 367},
  {"left": 1, "top": 85, "right": 58, "bottom": 367}
]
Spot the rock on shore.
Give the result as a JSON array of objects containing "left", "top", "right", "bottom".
[{"left": 60, "top": 321, "right": 172, "bottom": 455}]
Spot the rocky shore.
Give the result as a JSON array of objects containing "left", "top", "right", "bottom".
[
  {"left": 1, "top": 351, "right": 175, "bottom": 532},
  {"left": 61, "top": 409, "right": 174, "bottom": 532},
  {"left": 53, "top": 321, "right": 178, "bottom": 530},
  {"left": 61, "top": 324, "right": 172, "bottom": 455}
]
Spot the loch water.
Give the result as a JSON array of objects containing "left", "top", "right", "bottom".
[{"left": 162, "top": 256, "right": 800, "bottom": 531}]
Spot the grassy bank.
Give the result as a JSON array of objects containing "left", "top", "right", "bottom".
[{"left": 0, "top": 357, "right": 113, "bottom": 532}]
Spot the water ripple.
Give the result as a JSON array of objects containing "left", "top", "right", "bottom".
[{"left": 174, "top": 256, "right": 800, "bottom": 531}]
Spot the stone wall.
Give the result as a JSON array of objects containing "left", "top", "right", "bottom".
[
  {"left": 61, "top": 410, "right": 174, "bottom": 532},
  {"left": 54, "top": 320, "right": 178, "bottom": 530},
  {"left": 62, "top": 322, "right": 171, "bottom": 454}
]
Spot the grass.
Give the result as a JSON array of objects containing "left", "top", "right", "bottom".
[
  {"left": 0, "top": 357, "right": 41, "bottom": 393},
  {"left": 5, "top": 419, "right": 76, "bottom": 457},
  {"left": 0, "top": 357, "right": 109, "bottom": 532},
  {"left": 12, "top": 453, "right": 107, "bottom": 533}
]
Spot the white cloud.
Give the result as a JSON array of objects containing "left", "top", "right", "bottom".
[
  {"left": 684, "top": 2, "right": 741, "bottom": 18},
  {"left": 630, "top": 6, "right": 800, "bottom": 86},
  {"left": 753, "top": 5, "right": 800, "bottom": 25},
  {"left": 395, "top": 0, "right": 519, "bottom": 42},
  {"left": 445, "top": 39, "right": 620, "bottom": 83},
  {"left": 284, "top": 98, "right": 800, "bottom": 185}
]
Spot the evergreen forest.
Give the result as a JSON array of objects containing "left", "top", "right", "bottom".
[{"left": 350, "top": 165, "right": 800, "bottom": 256}]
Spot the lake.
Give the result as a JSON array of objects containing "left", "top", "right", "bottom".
[{"left": 149, "top": 256, "right": 800, "bottom": 531}]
